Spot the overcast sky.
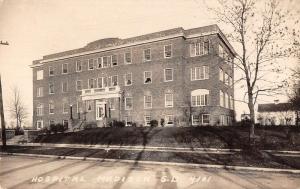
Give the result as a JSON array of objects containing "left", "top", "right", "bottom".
[{"left": 0, "top": 0, "right": 299, "bottom": 126}]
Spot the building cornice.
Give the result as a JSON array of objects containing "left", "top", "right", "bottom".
[{"left": 30, "top": 27, "right": 237, "bottom": 67}]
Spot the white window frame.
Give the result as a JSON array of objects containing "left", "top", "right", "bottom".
[
  {"left": 143, "top": 48, "right": 151, "bottom": 62},
  {"left": 164, "top": 44, "right": 172, "bottom": 58},
  {"left": 49, "top": 66, "right": 54, "bottom": 76},
  {"left": 230, "top": 96, "right": 234, "bottom": 110},
  {"left": 97, "top": 77, "right": 105, "bottom": 88},
  {"left": 144, "top": 71, "right": 152, "bottom": 84},
  {"left": 124, "top": 51, "right": 132, "bottom": 64},
  {"left": 76, "top": 60, "right": 82, "bottom": 72},
  {"left": 164, "top": 68, "right": 173, "bottom": 82},
  {"left": 97, "top": 57, "right": 102, "bottom": 69},
  {"left": 86, "top": 100, "right": 93, "bottom": 112},
  {"left": 37, "top": 70, "right": 44, "bottom": 80},
  {"left": 88, "top": 78, "right": 95, "bottom": 89},
  {"left": 165, "top": 93, "right": 173, "bottom": 108},
  {"left": 62, "top": 63, "right": 68, "bottom": 74},
  {"left": 165, "top": 115, "right": 174, "bottom": 126},
  {"left": 225, "top": 93, "right": 229, "bottom": 109},
  {"left": 111, "top": 75, "right": 118, "bottom": 86},
  {"left": 192, "top": 115, "right": 200, "bottom": 126},
  {"left": 49, "top": 83, "right": 54, "bottom": 94},
  {"left": 62, "top": 81, "right": 68, "bottom": 93},
  {"left": 191, "top": 66, "right": 209, "bottom": 81},
  {"left": 111, "top": 54, "right": 118, "bottom": 66},
  {"left": 76, "top": 80, "right": 82, "bottom": 91},
  {"left": 36, "top": 120, "right": 43, "bottom": 130},
  {"left": 125, "top": 97, "right": 133, "bottom": 110},
  {"left": 49, "top": 101, "right": 54, "bottom": 114},
  {"left": 202, "top": 114, "right": 210, "bottom": 125},
  {"left": 102, "top": 56, "right": 111, "bottom": 68},
  {"left": 88, "top": 59, "right": 94, "bottom": 70},
  {"left": 190, "top": 41, "right": 210, "bottom": 57},
  {"left": 144, "top": 115, "right": 151, "bottom": 126},
  {"left": 144, "top": 95, "right": 152, "bottom": 109},
  {"left": 36, "top": 103, "right": 43, "bottom": 116},
  {"left": 124, "top": 73, "right": 132, "bottom": 86},
  {"left": 219, "top": 68, "right": 224, "bottom": 82},
  {"left": 63, "top": 102, "right": 68, "bottom": 114},
  {"left": 37, "top": 87, "right": 43, "bottom": 97},
  {"left": 220, "top": 90, "right": 224, "bottom": 107},
  {"left": 191, "top": 89, "right": 209, "bottom": 107},
  {"left": 125, "top": 116, "right": 132, "bottom": 126}
]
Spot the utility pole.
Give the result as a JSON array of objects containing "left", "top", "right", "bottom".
[
  {"left": 0, "top": 75, "right": 7, "bottom": 150},
  {"left": 1, "top": 40, "right": 9, "bottom": 150}
]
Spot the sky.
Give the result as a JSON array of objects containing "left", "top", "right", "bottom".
[{"left": 0, "top": 0, "right": 299, "bottom": 127}]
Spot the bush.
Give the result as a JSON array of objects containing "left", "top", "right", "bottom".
[
  {"left": 83, "top": 123, "right": 97, "bottom": 130},
  {"left": 15, "top": 127, "right": 24, "bottom": 135},
  {"left": 109, "top": 120, "right": 125, "bottom": 127},
  {"left": 150, "top": 120, "right": 158, "bottom": 127},
  {"left": 40, "top": 127, "right": 50, "bottom": 135},
  {"left": 160, "top": 118, "right": 165, "bottom": 127},
  {"left": 56, "top": 123, "right": 68, "bottom": 133},
  {"left": 132, "top": 122, "right": 137, "bottom": 127},
  {"left": 50, "top": 124, "right": 58, "bottom": 134}
]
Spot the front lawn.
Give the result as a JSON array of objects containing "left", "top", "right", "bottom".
[{"left": 34, "top": 126, "right": 300, "bottom": 150}]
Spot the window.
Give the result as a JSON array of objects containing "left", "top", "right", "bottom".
[
  {"left": 63, "top": 102, "right": 68, "bottom": 113},
  {"left": 225, "top": 93, "right": 229, "bottom": 109},
  {"left": 49, "top": 120, "right": 55, "bottom": 126},
  {"left": 49, "top": 66, "right": 54, "bottom": 76},
  {"left": 49, "top": 83, "right": 54, "bottom": 94},
  {"left": 49, "top": 101, "right": 54, "bottom": 114},
  {"left": 36, "top": 103, "right": 43, "bottom": 116},
  {"left": 202, "top": 114, "right": 210, "bottom": 125},
  {"left": 230, "top": 96, "right": 234, "bottom": 109},
  {"left": 192, "top": 115, "right": 200, "bottom": 126},
  {"left": 190, "top": 41, "right": 210, "bottom": 57},
  {"left": 86, "top": 100, "right": 93, "bottom": 112},
  {"left": 191, "top": 66, "right": 209, "bottom": 81},
  {"left": 144, "top": 71, "right": 152, "bottom": 84},
  {"left": 37, "top": 70, "right": 43, "bottom": 80},
  {"left": 37, "top": 87, "right": 43, "bottom": 97},
  {"left": 124, "top": 52, "right": 132, "bottom": 64},
  {"left": 144, "top": 114, "right": 151, "bottom": 126},
  {"left": 88, "top": 59, "right": 94, "bottom": 70},
  {"left": 76, "top": 80, "right": 82, "bottom": 91},
  {"left": 165, "top": 93, "right": 173, "bottom": 108},
  {"left": 103, "top": 56, "right": 111, "bottom": 68},
  {"left": 97, "top": 77, "right": 105, "bottom": 88},
  {"left": 219, "top": 68, "right": 224, "bottom": 82},
  {"left": 62, "top": 81, "right": 68, "bottom": 93},
  {"left": 220, "top": 90, "right": 224, "bottom": 107},
  {"left": 124, "top": 73, "right": 132, "bottom": 86},
  {"left": 165, "top": 115, "right": 174, "bottom": 126},
  {"left": 191, "top": 89, "right": 209, "bottom": 107},
  {"left": 125, "top": 116, "right": 132, "bottom": 126},
  {"left": 164, "top": 45, "right": 172, "bottom": 58},
  {"left": 62, "top": 63, "right": 68, "bottom": 74},
  {"left": 76, "top": 60, "right": 82, "bottom": 72},
  {"left": 63, "top": 120, "right": 68, "bottom": 127},
  {"left": 36, "top": 120, "right": 43, "bottom": 129},
  {"left": 111, "top": 55, "right": 118, "bottom": 66},
  {"left": 97, "top": 57, "right": 102, "bottom": 68},
  {"left": 109, "top": 98, "right": 116, "bottom": 110},
  {"left": 219, "top": 45, "right": 225, "bottom": 58},
  {"left": 164, "top": 68, "right": 173, "bottom": 82},
  {"left": 144, "top": 95, "right": 152, "bottom": 109},
  {"left": 225, "top": 73, "right": 229, "bottom": 85},
  {"left": 77, "top": 100, "right": 82, "bottom": 113},
  {"left": 125, "top": 97, "right": 133, "bottom": 110},
  {"left": 143, "top": 49, "right": 151, "bottom": 61},
  {"left": 88, "top": 79, "right": 95, "bottom": 89},
  {"left": 111, "top": 75, "right": 118, "bottom": 86}
]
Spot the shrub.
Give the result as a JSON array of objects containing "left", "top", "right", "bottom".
[
  {"left": 160, "top": 118, "right": 165, "bottom": 127},
  {"left": 83, "top": 123, "right": 97, "bottom": 130},
  {"left": 132, "top": 122, "right": 137, "bottom": 127},
  {"left": 112, "top": 120, "right": 125, "bottom": 127},
  {"left": 56, "top": 123, "right": 67, "bottom": 133},
  {"left": 50, "top": 124, "right": 58, "bottom": 134},
  {"left": 40, "top": 127, "right": 50, "bottom": 135},
  {"left": 150, "top": 120, "right": 158, "bottom": 127},
  {"left": 15, "top": 127, "right": 24, "bottom": 135}
]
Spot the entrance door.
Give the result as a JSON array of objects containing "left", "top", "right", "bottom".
[{"left": 96, "top": 102, "right": 105, "bottom": 120}]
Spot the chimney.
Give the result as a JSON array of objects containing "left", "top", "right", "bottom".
[{"left": 274, "top": 99, "right": 279, "bottom": 104}]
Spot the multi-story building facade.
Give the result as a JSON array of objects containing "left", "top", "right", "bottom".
[{"left": 30, "top": 24, "right": 236, "bottom": 129}]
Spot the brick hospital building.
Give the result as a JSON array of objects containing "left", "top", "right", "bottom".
[{"left": 30, "top": 24, "right": 236, "bottom": 129}]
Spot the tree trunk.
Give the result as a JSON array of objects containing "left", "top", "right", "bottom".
[{"left": 248, "top": 92, "right": 255, "bottom": 139}]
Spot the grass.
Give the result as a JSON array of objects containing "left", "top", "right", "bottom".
[{"left": 34, "top": 126, "right": 300, "bottom": 150}]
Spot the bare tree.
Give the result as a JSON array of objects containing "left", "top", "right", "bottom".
[
  {"left": 289, "top": 65, "right": 300, "bottom": 126},
  {"left": 209, "top": 0, "right": 300, "bottom": 138},
  {"left": 8, "top": 86, "right": 28, "bottom": 130}
]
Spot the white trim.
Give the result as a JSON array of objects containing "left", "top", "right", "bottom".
[
  {"left": 124, "top": 51, "right": 132, "bottom": 64},
  {"left": 62, "top": 63, "right": 68, "bottom": 74},
  {"left": 164, "top": 44, "right": 172, "bottom": 58},
  {"left": 76, "top": 80, "right": 82, "bottom": 91},
  {"left": 111, "top": 54, "right": 118, "bottom": 67},
  {"left": 76, "top": 60, "right": 82, "bottom": 72},
  {"left": 61, "top": 81, "right": 68, "bottom": 93},
  {"left": 125, "top": 97, "right": 133, "bottom": 110},
  {"left": 164, "top": 68, "right": 173, "bottom": 82},
  {"left": 165, "top": 115, "right": 174, "bottom": 126},
  {"left": 165, "top": 93, "right": 173, "bottom": 108},
  {"left": 143, "top": 48, "right": 151, "bottom": 62},
  {"left": 36, "top": 120, "right": 44, "bottom": 130},
  {"left": 144, "top": 95, "right": 152, "bottom": 109},
  {"left": 49, "top": 101, "right": 54, "bottom": 115},
  {"left": 49, "top": 66, "right": 54, "bottom": 76},
  {"left": 88, "top": 59, "right": 94, "bottom": 70},
  {"left": 62, "top": 102, "right": 68, "bottom": 114},
  {"left": 144, "top": 71, "right": 152, "bottom": 84},
  {"left": 124, "top": 73, "right": 132, "bottom": 86}
]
